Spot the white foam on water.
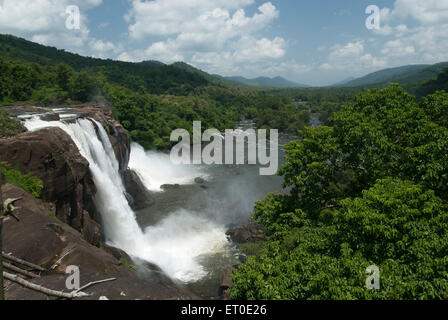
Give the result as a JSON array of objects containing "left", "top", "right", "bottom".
[{"left": 129, "top": 142, "right": 206, "bottom": 192}]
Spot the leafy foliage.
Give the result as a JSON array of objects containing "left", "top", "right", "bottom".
[
  {"left": 231, "top": 86, "right": 448, "bottom": 300},
  {"left": 1, "top": 164, "right": 43, "bottom": 198},
  {"left": 0, "top": 109, "right": 24, "bottom": 137},
  {"left": 0, "top": 35, "right": 312, "bottom": 149}
]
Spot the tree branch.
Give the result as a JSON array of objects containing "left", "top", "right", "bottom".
[
  {"left": 3, "top": 262, "right": 40, "bottom": 279},
  {"left": 2, "top": 252, "right": 45, "bottom": 272},
  {"left": 3, "top": 272, "right": 116, "bottom": 299}
]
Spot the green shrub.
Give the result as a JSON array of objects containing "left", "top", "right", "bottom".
[
  {"left": 0, "top": 109, "right": 24, "bottom": 137},
  {"left": 1, "top": 164, "right": 43, "bottom": 198},
  {"left": 120, "top": 258, "right": 137, "bottom": 271}
]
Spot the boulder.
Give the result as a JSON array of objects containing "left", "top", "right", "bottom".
[
  {"left": 40, "top": 113, "right": 60, "bottom": 121},
  {"left": 123, "top": 169, "right": 154, "bottom": 210},
  {"left": 194, "top": 177, "right": 205, "bottom": 184},
  {"left": 0, "top": 127, "right": 97, "bottom": 241},
  {"left": 226, "top": 221, "right": 265, "bottom": 244},
  {"left": 219, "top": 267, "right": 234, "bottom": 298},
  {"left": 160, "top": 184, "right": 180, "bottom": 190}
]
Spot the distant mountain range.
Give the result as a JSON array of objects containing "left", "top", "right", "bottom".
[
  {"left": 223, "top": 76, "right": 308, "bottom": 88},
  {"left": 1, "top": 34, "right": 446, "bottom": 93},
  {"left": 171, "top": 62, "right": 308, "bottom": 88},
  {"left": 330, "top": 77, "right": 356, "bottom": 87},
  {"left": 337, "top": 63, "right": 448, "bottom": 88}
]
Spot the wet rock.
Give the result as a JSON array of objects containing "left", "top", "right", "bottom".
[
  {"left": 219, "top": 267, "right": 234, "bottom": 298},
  {"left": 82, "top": 211, "right": 102, "bottom": 247},
  {"left": 102, "top": 244, "right": 133, "bottom": 264},
  {"left": 75, "top": 106, "right": 130, "bottom": 175},
  {"left": 227, "top": 229, "right": 251, "bottom": 244},
  {"left": 160, "top": 184, "right": 180, "bottom": 190},
  {"left": 194, "top": 177, "right": 205, "bottom": 184},
  {"left": 226, "top": 221, "right": 265, "bottom": 244},
  {"left": 40, "top": 113, "right": 60, "bottom": 121},
  {"left": 123, "top": 169, "right": 155, "bottom": 210},
  {"left": 0, "top": 126, "right": 97, "bottom": 240}
]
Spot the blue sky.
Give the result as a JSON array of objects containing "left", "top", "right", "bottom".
[{"left": 1, "top": 0, "right": 448, "bottom": 86}]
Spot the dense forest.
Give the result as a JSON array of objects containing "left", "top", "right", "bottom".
[
  {"left": 230, "top": 85, "right": 448, "bottom": 299},
  {"left": 0, "top": 35, "right": 339, "bottom": 148}
]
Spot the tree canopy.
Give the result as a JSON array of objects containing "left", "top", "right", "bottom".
[{"left": 231, "top": 86, "right": 448, "bottom": 300}]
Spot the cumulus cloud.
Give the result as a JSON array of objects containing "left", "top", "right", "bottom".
[
  {"left": 319, "top": 41, "right": 386, "bottom": 72},
  {"left": 0, "top": 0, "right": 102, "bottom": 51},
  {"left": 322, "top": 0, "right": 448, "bottom": 80},
  {"left": 381, "top": 0, "right": 448, "bottom": 25},
  {"left": 374, "top": 0, "right": 448, "bottom": 63},
  {"left": 121, "top": 0, "right": 286, "bottom": 75}
]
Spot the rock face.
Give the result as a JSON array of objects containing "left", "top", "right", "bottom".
[
  {"left": 2, "top": 184, "right": 195, "bottom": 300},
  {"left": 219, "top": 267, "right": 235, "bottom": 300},
  {"left": 75, "top": 107, "right": 130, "bottom": 175},
  {"left": 226, "top": 221, "right": 265, "bottom": 244},
  {"left": 0, "top": 127, "right": 97, "bottom": 239},
  {"left": 123, "top": 169, "right": 155, "bottom": 211},
  {"left": 161, "top": 184, "right": 180, "bottom": 190}
]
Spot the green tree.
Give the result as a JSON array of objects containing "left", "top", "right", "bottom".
[
  {"left": 231, "top": 178, "right": 448, "bottom": 300},
  {"left": 56, "top": 63, "right": 72, "bottom": 92},
  {"left": 231, "top": 85, "right": 448, "bottom": 300}
]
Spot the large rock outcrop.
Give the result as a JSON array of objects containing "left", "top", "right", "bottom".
[
  {"left": 0, "top": 126, "right": 98, "bottom": 239},
  {"left": 2, "top": 184, "right": 195, "bottom": 300},
  {"left": 123, "top": 169, "right": 155, "bottom": 211}
]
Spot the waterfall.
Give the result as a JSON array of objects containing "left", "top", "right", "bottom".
[
  {"left": 24, "top": 116, "right": 228, "bottom": 283},
  {"left": 25, "top": 117, "right": 146, "bottom": 250},
  {"left": 129, "top": 142, "right": 205, "bottom": 192}
]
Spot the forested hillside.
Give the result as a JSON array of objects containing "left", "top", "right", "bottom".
[
  {"left": 343, "top": 62, "right": 448, "bottom": 94},
  {"left": 0, "top": 35, "right": 314, "bottom": 149}
]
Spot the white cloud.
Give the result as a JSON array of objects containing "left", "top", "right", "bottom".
[
  {"left": 121, "top": 0, "right": 286, "bottom": 75},
  {"left": 383, "top": 0, "right": 448, "bottom": 25},
  {"left": 372, "top": 0, "right": 448, "bottom": 64},
  {"left": 321, "top": 0, "right": 448, "bottom": 80},
  {"left": 0, "top": 0, "right": 102, "bottom": 51},
  {"left": 126, "top": 0, "right": 256, "bottom": 39},
  {"left": 319, "top": 41, "right": 387, "bottom": 73}
]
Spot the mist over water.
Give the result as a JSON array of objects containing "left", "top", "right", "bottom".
[{"left": 129, "top": 143, "right": 206, "bottom": 192}]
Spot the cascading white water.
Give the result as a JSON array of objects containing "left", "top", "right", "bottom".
[
  {"left": 24, "top": 116, "right": 228, "bottom": 283},
  {"left": 129, "top": 143, "right": 206, "bottom": 192}
]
